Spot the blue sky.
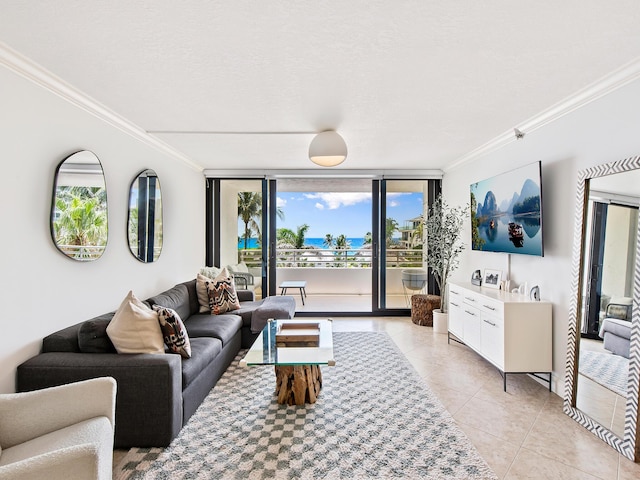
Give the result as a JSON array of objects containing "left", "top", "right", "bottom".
[{"left": 276, "top": 192, "right": 423, "bottom": 238}]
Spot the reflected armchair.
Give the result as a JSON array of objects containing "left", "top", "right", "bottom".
[{"left": 0, "top": 377, "right": 116, "bottom": 480}]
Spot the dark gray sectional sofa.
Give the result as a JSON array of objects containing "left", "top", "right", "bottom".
[{"left": 16, "top": 279, "right": 295, "bottom": 448}]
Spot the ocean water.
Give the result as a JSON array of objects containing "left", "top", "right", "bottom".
[{"left": 238, "top": 237, "right": 368, "bottom": 250}]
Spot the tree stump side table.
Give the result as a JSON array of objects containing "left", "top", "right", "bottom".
[{"left": 411, "top": 294, "right": 441, "bottom": 327}]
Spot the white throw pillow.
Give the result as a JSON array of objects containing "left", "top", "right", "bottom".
[
  {"left": 106, "top": 291, "right": 165, "bottom": 354},
  {"left": 226, "top": 262, "right": 249, "bottom": 274},
  {"left": 196, "top": 273, "right": 214, "bottom": 313}
]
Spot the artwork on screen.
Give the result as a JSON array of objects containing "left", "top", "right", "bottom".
[{"left": 470, "top": 161, "right": 543, "bottom": 256}]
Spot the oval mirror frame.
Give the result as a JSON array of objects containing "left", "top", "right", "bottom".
[
  {"left": 50, "top": 150, "right": 108, "bottom": 261},
  {"left": 564, "top": 155, "right": 640, "bottom": 461},
  {"left": 127, "top": 169, "right": 163, "bottom": 263}
]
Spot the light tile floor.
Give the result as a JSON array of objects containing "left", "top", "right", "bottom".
[{"left": 114, "top": 316, "right": 640, "bottom": 479}]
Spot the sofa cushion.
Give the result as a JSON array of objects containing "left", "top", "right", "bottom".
[
  {"left": 179, "top": 279, "right": 200, "bottom": 316},
  {"left": 77, "top": 315, "right": 116, "bottom": 353},
  {"left": 146, "top": 284, "right": 192, "bottom": 322},
  {"left": 153, "top": 306, "right": 192, "bottom": 359},
  {"left": 207, "top": 268, "right": 240, "bottom": 314},
  {"left": 106, "top": 291, "right": 165, "bottom": 355},
  {"left": 181, "top": 337, "right": 222, "bottom": 389},
  {"left": 184, "top": 313, "right": 242, "bottom": 346},
  {"left": 234, "top": 301, "right": 264, "bottom": 327}
]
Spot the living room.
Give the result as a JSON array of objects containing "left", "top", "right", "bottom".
[{"left": 2, "top": 3, "right": 640, "bottom": 479}]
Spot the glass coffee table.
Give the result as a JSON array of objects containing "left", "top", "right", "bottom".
[{"left": 240, "top": 319, "right": 335, "bottom": 405}]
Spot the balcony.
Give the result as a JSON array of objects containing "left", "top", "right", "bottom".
[{"left": 238, "top": 248, "right": 425, "bottom": 311}]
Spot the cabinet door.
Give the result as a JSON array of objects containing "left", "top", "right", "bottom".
[
  {"left": 448, "top": 298, "right": 465, "bottom": 339},
  {"left": 481, "top": 313, "right": 504, "bottom": 368},
  {"left": 463, "top": 305, "right": 481, "bottom": 351}
]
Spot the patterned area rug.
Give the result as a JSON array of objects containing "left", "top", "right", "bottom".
[
  {"left": 113, "top": 332, "right": 496, "bottom": 479},
  {"left": 579, "top": 349, "right": 629, "bottom": 397}
]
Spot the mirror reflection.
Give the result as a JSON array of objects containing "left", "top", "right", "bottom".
[
  {"left": 575, "top": 169, "right": 639, "bottom": 440},
  {"left": 128, "top": 169, "right": 162, "bottom": 262},
  {"left": 51, "top": 150, "right": 107, "bottom": 261}
]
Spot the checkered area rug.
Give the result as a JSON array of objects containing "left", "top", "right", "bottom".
[{"left": 113, "top": 332, "right": 496, "bottom": 479}]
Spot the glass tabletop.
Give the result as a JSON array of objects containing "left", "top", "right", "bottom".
[{"left": 240, "top": 319, "right": 335, "bottom": 367}]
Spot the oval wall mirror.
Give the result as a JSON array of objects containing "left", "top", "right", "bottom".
[
  {"left": 128, "top": 169, "right": 163, "bottom": 262},
  {"left": 564, "top": 155, "right": 640, "bottom": 461},
  {"left": 50, "top": 150, "right": 108, "bottom": 261}
]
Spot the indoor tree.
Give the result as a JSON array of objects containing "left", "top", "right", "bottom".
[{"left": 424, "top": 194, "right": 468, "bottom": 313}]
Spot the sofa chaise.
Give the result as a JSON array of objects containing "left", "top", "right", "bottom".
[
  {"left": 16, "top": 278, "right": 295, "bottom": 448},
  {"left": 599, "top": 297, "right": 633, "bottom": 358}
]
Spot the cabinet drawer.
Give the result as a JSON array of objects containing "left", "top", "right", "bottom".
[
  {"left": 479, "top": 297, "right": 503, "bottom": 316},
  {"left": 481, "top": 314, "right": 504, "bottom": 368}
]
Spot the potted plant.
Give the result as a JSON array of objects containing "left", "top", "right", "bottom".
[{"left": 424, "top": 193, "right": 468, "bottom": 332}]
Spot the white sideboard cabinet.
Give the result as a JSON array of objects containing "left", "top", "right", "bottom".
[{"left": 448, "top": 282, "right": 552, "bottom": 391}]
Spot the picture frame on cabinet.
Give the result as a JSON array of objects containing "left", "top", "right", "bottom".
[{"left": 483, "top": 269, "right": 502, "bottom": 289}]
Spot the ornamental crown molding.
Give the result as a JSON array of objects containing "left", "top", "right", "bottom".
[
  {"left": 0, "top": 41, "right": 202, "bottom": 172},
  {"left": 446, "top": 55, "right": 640, "bottom": 172}
]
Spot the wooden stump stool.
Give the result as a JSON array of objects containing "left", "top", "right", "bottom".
[
  {"left": 275, "top": 365, "right": 323, "bottom": 405},
  {"left": 411, "top": 294, "right": 441, "bottom": 327}
]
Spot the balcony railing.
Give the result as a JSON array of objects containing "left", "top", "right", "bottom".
[{"left": 238, "top": 248, "right": 423, "bottom": 268}]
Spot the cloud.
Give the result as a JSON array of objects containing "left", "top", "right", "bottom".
[
  {"left": 315, "top": 203, "right": 324, "bottom": 210},
  {"left": 389, "top": 201, "right": 399, "bottom": 207},
  {"left": 304, "top": 192, "right": 371, "bottom": 210},
  {"left": 277, "top": 197, "right": 287, "bottom": 208}
]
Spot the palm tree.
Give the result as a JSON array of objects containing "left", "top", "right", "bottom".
[
  {"left": 363, "top": 232, "right": 372, "bottom": 245},
  {"left": 238, "top": 192, "right": 262, "bottom": 250},
  {"left": 386, "top": 218, "right": 399, "bottom": 246},
  {"left": 335, "top": 234, "right": 351, "bottom": 266},
  {"left": 54, "top": 191, "right": 108, "bottom": 258},
  {"left": 238, "top": 192, "right": 285, "bottom": 250},
  {"left": 323, "top": 234, "right": 335, "bottom": 248}
]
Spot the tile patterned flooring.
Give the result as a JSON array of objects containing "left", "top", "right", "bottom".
[{"left": 114, "top": 316, "right": 640, "bottom": 479}]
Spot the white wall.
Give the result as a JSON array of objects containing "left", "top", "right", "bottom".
[
  {"left": 0, "top": 66, "right": 205, "bottom": 393},
  {"left": 443, "top": 78, "right": 640, "bottom": 394}
]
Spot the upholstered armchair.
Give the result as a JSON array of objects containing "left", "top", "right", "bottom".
[{"left": 0, "top": 377, "right": 116, "bottom": 480}]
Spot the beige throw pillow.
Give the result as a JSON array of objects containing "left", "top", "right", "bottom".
[
  {"left": 106, "top": 291, "right": 165, "bottom": 354},
  {"left": 196, "top": 273, "right": 214, "bottom": 313}
]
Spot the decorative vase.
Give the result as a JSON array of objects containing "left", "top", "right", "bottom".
[{"left": 432, "top": 309, "right": 448, "bottom": 334}]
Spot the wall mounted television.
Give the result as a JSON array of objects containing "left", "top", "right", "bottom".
[{"left": 470, "top": 161, "right": 544, "bottom": 256}]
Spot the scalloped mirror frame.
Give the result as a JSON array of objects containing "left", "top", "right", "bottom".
[
  {"left": 564, "top": 155, "right": 640, "bottom": 461},
  {"left": 127, "top": 169, "right": 163, "bottom": 263},
  {"left": 50, "top": 150, "right": 107, "bottom": 261}
]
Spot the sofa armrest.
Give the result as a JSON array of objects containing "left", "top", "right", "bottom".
[
  {"left": 17, "top": 352, "right": 183, "bottom": 448},
  {"left": 0, "top": 444, "right": 100, "bottom": 480},
  {"left": 237, "top": 289, "right": 255, "bottom": 302},
  {"left": 0, "top": 377, "right": 115, "bottom": 448}
]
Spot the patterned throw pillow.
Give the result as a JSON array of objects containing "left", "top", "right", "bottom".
[
  {"left": 153, "top": 305, "right": 192, "bottom": 358},
  {"left": 206, "top": 267, "right": 241, "bottom": 315}
]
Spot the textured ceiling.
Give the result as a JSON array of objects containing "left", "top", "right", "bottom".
[{"left": 2, "top": 1, "right": 640, "bottom": 171}]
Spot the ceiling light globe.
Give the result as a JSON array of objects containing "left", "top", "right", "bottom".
[{"left": 309, "top": 131, "right": 347, "bottom": 167}]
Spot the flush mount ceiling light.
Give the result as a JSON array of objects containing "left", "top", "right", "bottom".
[{"left": 309, "top": 131, "right": 347, "bottom": 167}]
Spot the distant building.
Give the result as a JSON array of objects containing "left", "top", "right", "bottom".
[{"left": 399, "top": 215, "right": 423, "bottom": 248}]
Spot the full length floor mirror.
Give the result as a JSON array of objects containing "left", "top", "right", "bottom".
[{"left": 564, "top": 155, "right": 640, "bottom": 461}]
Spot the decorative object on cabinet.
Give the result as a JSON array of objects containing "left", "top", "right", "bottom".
[
  {"left": 471, "top": 269, "right": 482, "bottom": 286},
  {"left": 483, "top": 269, "right": 502, "bottom": 289},
  {"left": 529, "top": 285, "right": 540, "bottom": 301},
  {"left": 423, "top": 193, "right": 468, "bottom": 313},
  {"left": 448, "top": 282, "right": 552, "bottom": 392},
  {"left": 50, "top": 150, "right": 107, "bottom": 261},
  {"left": 128, "top": 169, "right": 163, "bottom": 262},
  {"left": 564, "top": 155, "right": 640, "bottom": 462}
]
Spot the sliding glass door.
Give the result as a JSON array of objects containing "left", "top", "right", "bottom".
[
  {"left": 376, "top": 179, "right": 438, "bottom": 312},
  {"left": 207, "top": 176, "right": 440, "bottom": 315}
]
